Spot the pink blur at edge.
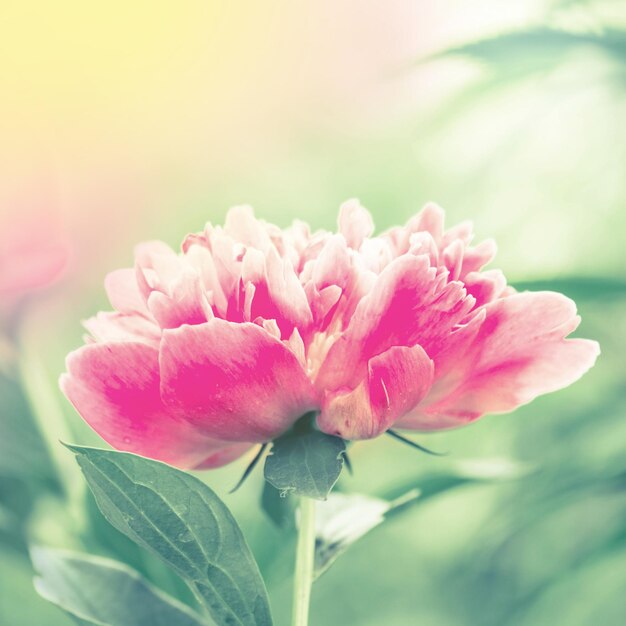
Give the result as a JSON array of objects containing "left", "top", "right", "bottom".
[
  {"left": 60, "top": 201, "right": 600, "bottom": 469},
  {"left": 0, "top": 211, "right": 71, "bottom": 313}
]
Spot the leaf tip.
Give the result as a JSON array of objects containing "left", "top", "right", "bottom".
[{"left": 60, "top": 441, "right": 81, "bottom": 454}]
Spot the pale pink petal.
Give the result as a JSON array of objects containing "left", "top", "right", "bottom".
[
  {"left": 182, "top": 231, "right": 210, "bottom": 253},
  {"left": 183, "top": 224, "right": 243, "bottom": 309},
  {"left": 441, "top": 220, "right": 473, "bottom": 247},
  {"left": 382, "top": 204, "right": 444, "bottom": 257},
  {"left": 282, "top": 219, "right": 316, "bottom": 270},
  {"left": 184, "top": 244, "right": 229, "bottom": 315},
  {"left": 306, "top": 235, "right": 377, "bottom": 334},
  {"left": 286, "top": 327, "right": 307, "bottom": 368},
  {"left": 265, "top": 248, "right": 312, "bottom": 329},
  {"left": 224, "top": 205, "right": 272, "bottom": 252},
  {"left": 295, "top": 230, "right": 331, "bottom": 273},
  {"left": 463, "top": 269, "right": 508, "bottom": 308},
  {"left": 134, "top": 241, "right": 181, "bottom": 298},
  {"left": 259, "top": 317, "right": 281, "bottom": 340},
  {"left": 159, "top": 319, "right": 318, "bottom": 441},
  {"left": 402, "top": 292, "right": 600, "bottom": 429},
  {"left": 338, "top": 199, "right": 374, "bottom": 249},
  {"left": 241, "top": 246, "right": 312, "bottom": 336},
  {"left": 359, "top": 237, "right": 394, "bottom": 273},
  {"left": 318, "top": 344, "right": 434, "bottom": 439},
  {"left": 460, "top": 239, "right": 497, "bottom": 277},
  {"left": 147, "top": 270, "right": 211, "bottom": 329},
  {"left": 83, "top": 312, "right": 160, "bottom": 346},
  {"left": 442, "top": 239, "right": 465, "bottom": 281},
  {"left": 104, "top": 269, "right": 150, "bottom": 315},
  {"left": 412, "top": 203, "right": 445, "bottom": 243},
  {"left": 408, "top": 231, "right": 439, "bottom": 266},
  {"left": 304, "top": 283, "right": 343, "bottom": 329},
  {"left": 61, "top": 343, "right": 245, "bottom": 469},
  {"left": 311, "top": 235, "right": 352, "bottom": 290}
]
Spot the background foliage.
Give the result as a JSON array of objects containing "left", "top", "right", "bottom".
[{"left": 1, "top": 1, "right": 625, "bottom": 624}]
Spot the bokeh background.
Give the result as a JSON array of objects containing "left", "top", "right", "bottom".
[{"left": 1, "top": 1, "right": 625, "bottom": 624}]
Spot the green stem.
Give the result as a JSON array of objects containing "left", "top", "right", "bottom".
[{"left": 292, "top": 496, "right": 316, "bottom": 626}]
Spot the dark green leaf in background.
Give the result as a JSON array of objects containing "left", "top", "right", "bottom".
[
  {"left": 431, "top": 27, "right": 626, "bottom": 76},
  {"left": 381, "top": 457, "right": 533, "bottom": 507},
  {"left": 264, "top": 430, "right": 346, "bottom": 500},
  {"left": 511, "top": 277, "right": 626, "bottom": 302},
  {"left": 0, "top": 371, "right": 55, "bottom": 482},
  {"left": 66, "top": 445, "right": 273, "bottom": 626},
  {"left": 32, "top": 547, "right": 212, "bottom": 626}
]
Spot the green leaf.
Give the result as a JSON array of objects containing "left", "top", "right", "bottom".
[
  {"left": 264, "top": 430, "right": 346, "bottom": 500},
  {"left": 66, "top": 445, "right": 273, "bottom": 626},
  {"left": 82, "top": 489, "right": 199, "bottom": 609},
  {"left": 31, "top": 547, "right": 212, "bottom": 626},
  {"left": 432, "top": 27, "right": 626, "bottom": 73}
]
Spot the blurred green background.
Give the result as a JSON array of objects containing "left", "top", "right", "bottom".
[{"left": 1, "top": 1, "right": 625, "bottom": 624}]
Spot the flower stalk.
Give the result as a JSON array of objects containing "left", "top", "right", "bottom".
[{"left": 292, "top": 496, "right": 316, "bottom": 626}]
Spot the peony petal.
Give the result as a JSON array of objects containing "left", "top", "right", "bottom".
[
  {"left": 224, "top": 204, "right": 273, "bottom": 252},
  {"left": 305, "top": 235, "right": 373, "bottom": 332},
  {"left": 61, "top": 343, "right": 245, "bottom": 469},
  {"left": 401, "top": 292, "right": 600, "bottom": 429},
  {"left": 318, "top": 343, "right": 434, "bottom": 439},
  {"left": 159, "top": 319, "right": 318, "bottom": 441},
  {"left": 338, "top": 199, "right": 374, "bottom": 249},
  {"left": 305, "top": 283, "right": 343, "bottom": 330},
  {"left": 460, "top": 239, "right": 497, "bottom": 277},
  {"left": 265, "top": 247, "right": 312, "bottom": 330},
  {"left": 412, "top": 203, "right": 445, "bottom": 243},
  {"left": 240, "top": 246, "right": 312, "bottom": 336},
  {"left": 408, "top": 231, "right": 439, "bottom": 266},
  {"left": 441, "top": 220, "right": 473, "bottom": 247},
  {"left": 317, "top": 383, "right": 371, "bottom": 439},
  {"left": 83, "top": 312, "right": 160, "bottom": 346},
  {"left": 463, "top": 269, "right": 508, "bottom": 308},
  {"left": 134, "top": 241, "right": 181, "bottom": 299},
  {"left": 367, "top": 344, "right": 434, "bottom": 428},
  {"left": 359, "top": 237, "right": 394, "bottom": 273},
  {"left": 317, "top": 254, "right": 474, "bottom": 391},
  {"left": 184, "top": 244, "right": 229, "bottom": 315},
  {"left": 312, "top": 235, "right": 352, "bottom": 290},
  {"left": 104, "top": 269, "right": 150, "bottom": 315},
  {"left": 147, "top": 269, "right": 210, "bottom": 329},
  {"left": 287, "top": 327, "right": 307, "bottom": 368},
  {"left": 442, "top": 239, "right": 464, "bottom": 281}
]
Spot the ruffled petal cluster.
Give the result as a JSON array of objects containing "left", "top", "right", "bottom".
[{"left": 61, "top": 201, "right": 599, "bottom": 468}]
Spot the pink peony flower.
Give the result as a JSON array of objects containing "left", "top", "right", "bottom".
[{"left": 61, "top": 202, "right": 599, "bottom": 468}]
